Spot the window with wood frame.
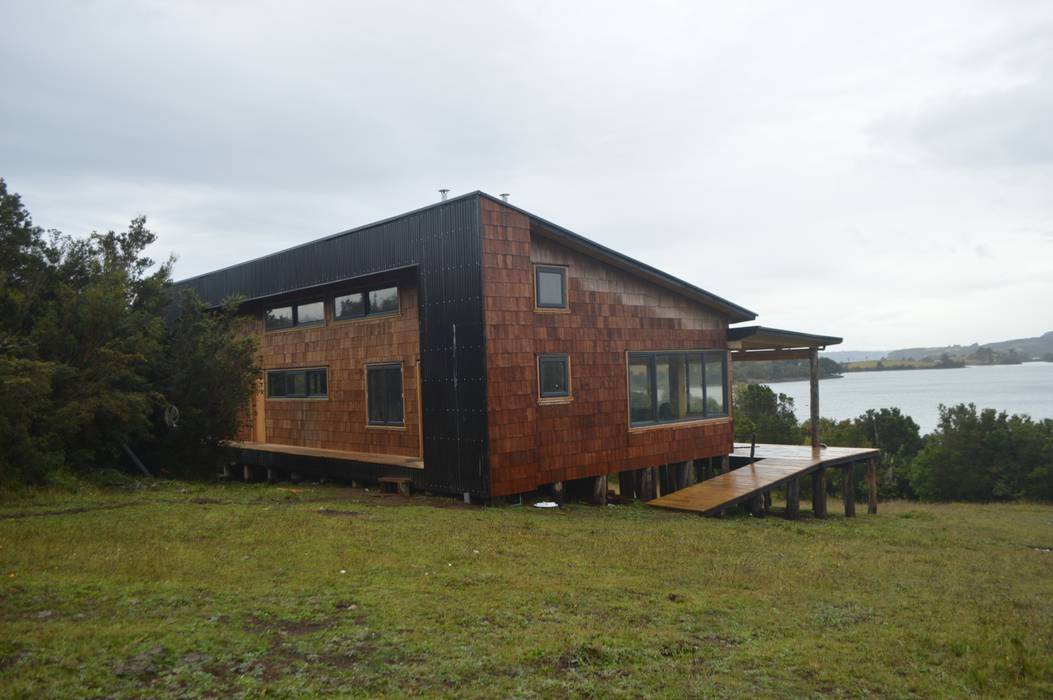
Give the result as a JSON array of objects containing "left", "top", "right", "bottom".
[
  {"left": 266, "top": 368, "right": 328, "bottom": 399},
  {"left": 366, "top": 363, "right": 404, "bottom": 426},
  {"left": 334, "top": 285, "right": 399, "bottom": 321},
  {"left": 264, "top": 300, "right": 324, "bottom": 331},
  {"left": 628, "top": 351, "right": 727, "bottom": 426},
  {"left": 538, "top": 354, "right": 571, "bottom": 399},
  {"left": 534, "top": 265, "right": 567, "bottom": 309}
]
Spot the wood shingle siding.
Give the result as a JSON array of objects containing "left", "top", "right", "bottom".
[
  {"left": 481, "top": 198, "right": 734, "bottom": 497},
  {"left": 239, "top": 281, "right": 423, "bottom": 458}
]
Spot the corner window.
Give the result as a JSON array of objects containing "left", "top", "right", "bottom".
[
  {"left": 367, "top": 363, "right": 404, "bottom": 426},
  {"left": 264, "top": 300, "right": 324, "bottom": 331},
  {"left": 538, "top": 354, "right": 570, "bottom": 398},
  {"left": 535, "top": 265, "right": 567, "bottom": 309},
  {"left": 267, "top": 368, "right": 328, "bottom": 399},
  {"left": 334, "top": 285, "right": 399, "bottom": 321},
  {"left": 628, "top": 351, "right": 727, "bottom": 426}
]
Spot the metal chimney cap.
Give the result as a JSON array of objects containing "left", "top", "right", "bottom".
[
  {"left": 438, "top": 189, "right": 450, "bottom": 201},
  {"left": 499, "top": 193, "right": 510, "bottom": 202}
]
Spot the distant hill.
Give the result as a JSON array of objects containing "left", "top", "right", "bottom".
[{"left": 886, "top": 331, "right": 1053, "bottom": 362}]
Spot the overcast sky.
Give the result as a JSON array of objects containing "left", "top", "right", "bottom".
[{"left": 2, "top": 1, "right": 1051, "bottom": 349}]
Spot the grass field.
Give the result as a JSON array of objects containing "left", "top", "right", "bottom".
[{"left": 1, "top": 481, "right": 1051, "bottom": 698}]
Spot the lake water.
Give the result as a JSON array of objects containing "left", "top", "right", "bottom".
[{"left": 767, "top": 362, "right": 1053, "bottom": 434}]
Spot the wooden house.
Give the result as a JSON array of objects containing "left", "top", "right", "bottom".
[{"left": 175, "top": 191, "right": 852, "bottom": 505}]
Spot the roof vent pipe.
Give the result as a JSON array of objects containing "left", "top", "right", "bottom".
[
  {"left": 439, "top": 189, "right": 449, "bottom": 201},
  {"left": 499, "top": 193, "right": 510, "bottom": 202}
]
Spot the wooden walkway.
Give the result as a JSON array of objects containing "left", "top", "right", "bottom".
[
  {"left": 229, "top": 441, "right": 424, "bottom": 470},
  {"left": 648, "top": 443, "right": 880, "bottom": 516}
]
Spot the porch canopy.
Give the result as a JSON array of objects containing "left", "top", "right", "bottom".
[{"left": 727, "top": 326, "right": 842, "bottom": 452}]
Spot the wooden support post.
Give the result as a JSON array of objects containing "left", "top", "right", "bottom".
[
  {"left": 681, "top": 461, "right": 696, "bottom": 488},
  {"left": 812, "top": 468, "right": 827, "bottom": 518},
  {"left": 809, "top": 346, "right": 820, "bottom": 459},
  {"left": 763, "top": 490, "right": 772, "bottom": 513},
  {"left": 703, "top": 457, "right": 713, "bottom": 481},
  {"left": 590, "top": 474, "right": 607, "bottom": 505},
  {"left": 842, "top": 465, "right": 856, "bottom": 517},
  {"left": 242, "top": 464, "right": 254, "bottom": 482},
  {"left": 618, "top": 470, "right": 637, "bottom": 499},
  {"left": 720, "top": 455, "right": 730, "bottom": 474},
  {"left": 785, "top": 478, "right": 800, "bottom": 519},
  {"left": 266, "top": 468, "right": 276, "bottom": 483},
  {"left": 639, "top": 468, "right": 656, "bottom": 501},
  {"left": 867, "top": 458, "right": 878, "bottom": 515},
  {"left": 749, "top": 493, "right": 765, "bottom": 518}
]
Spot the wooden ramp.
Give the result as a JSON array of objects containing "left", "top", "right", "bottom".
[{"left": 648, "top": 444, "right": 879, "bottom": 516}]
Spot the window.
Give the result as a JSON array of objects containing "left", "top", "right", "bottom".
[
  {"left": 334, "top": 292, "right": 365, "bottom": 320},
  {"left": 535, "top": 265, "right": 567, "bottom": 309},
  {"left": 627, "top": 351, "right": 727, "bottom": 426},
  {"left": 538, "top": 354, "right": 570, "bottom": 399},
  {"left": 267, "top": 368, "right": 328, "bottom": 399},
  {"left": 264, "top": 300, "right": 324, "bottom": 331},
  {"left": 367, "top": 363, "right": 404, "bottom": 426},
  {"left": 334, "top": 285, "right": 399, "bottom": 320}
]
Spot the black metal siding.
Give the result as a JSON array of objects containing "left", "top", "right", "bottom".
[{"left": 174, "top": 195, "right": 490, "bottom": 497}]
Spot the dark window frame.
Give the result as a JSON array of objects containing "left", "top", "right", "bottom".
[
  {"left": 538, "top": 353, "right": 571, "bottom": 399},
  {"left": 366, "top": 362, "right": 405, "bottom": 427},
  {"left": 333, "top": 285, "right": 400, "bottom": 321},
  {"left": 534, "top": 264, "right": 568, "bottom": 310},
  {"left": 627, "top": 350, "right": 728, "bottom": 427},
  {"left": 266, "top": 367, "right": 328, "bottom": 399},
  {"left": 264, "top": 299, "right": 325, "bottom": 331}
]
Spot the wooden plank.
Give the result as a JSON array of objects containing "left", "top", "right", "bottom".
[
  {"left": 731, "top": 349, "right": 813, "bottom": 362},
  {"left": 230, "top": 441, "right": 424, "bottom": 470}
]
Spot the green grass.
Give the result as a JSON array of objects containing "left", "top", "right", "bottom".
[{"left": 1, "top": 481, "right": 1051, "bottom": 698}]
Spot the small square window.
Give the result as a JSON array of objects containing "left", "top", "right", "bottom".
[
  {"left": 369, "top": 287, "right": 399, "bottom": 315},
  {"left": 334, "top": 292, "right": 365, "bottom": 320},
  {"left": 538, "top": 354, "right": 570, "bottom": 398},
  {"left": 296, "top": 301, "right": 325, "bottom": 326},
  {"left": 535, "top": 265, "right": 567, "bottom": 309},
  {"left": 265, "top": 306, "right": 294, "bottom": 331}
]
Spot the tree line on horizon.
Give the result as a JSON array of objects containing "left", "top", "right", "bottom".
[{"left": 733, "top": 384, "right": 1053, "bottom": 502}]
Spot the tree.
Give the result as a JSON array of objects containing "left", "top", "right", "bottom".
[
  {"left": 909, "top": 404, "right": 1053, "bottom": 501},
  {"left": 733, "top": 384, "right": 799, "bottom": 444},
  {"left": 0, "top": 178, "right": 259, "bottom": 485}
]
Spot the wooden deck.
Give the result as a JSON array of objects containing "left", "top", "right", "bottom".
[
  {"left": 648, "top": 443, "right": 880, "bottom": 516},
  {"left": 228, "top": 441, "right": 424, "bottom": 470}
]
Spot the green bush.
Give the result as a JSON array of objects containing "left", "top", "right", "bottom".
[
  {"left": 0, "top": 177, "right": 259, "bottom": 484},
  {"left": 909, "top": 404, "right": 1053, "bottom": 501}
]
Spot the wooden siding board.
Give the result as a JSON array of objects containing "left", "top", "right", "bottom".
[{"left": 480, "top": 199, "right": 733, "bottom": 497}]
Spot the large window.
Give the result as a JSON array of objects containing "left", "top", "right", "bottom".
[
  {"left": 628, "top": 351, "right": 727, "bottom": 426},
  {"left": 538, "top": 354, "right": 570, "bottom": 399},
  {"left": 267, "top": 368, "right": 328, "bottom": 399},
  {"left": 367, "top": 363, "right": 404, "bottom": 426},
  {"left": 334, "top": 285, "right": 399, "bottom": 321},
  {"left": 265, "top": 300, "right": 324, "bottom": 331},
  {"left": 535, "top": 265, "right": 567, "bottom": 309}
]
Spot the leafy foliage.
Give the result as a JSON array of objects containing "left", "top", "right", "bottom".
[
  {"left": 909, "top": 404, "right": 1053, "bottom": 501},
  {"left": 0, "top": 178, "right": 258, "bottom": 485},
  {"left": 732, "top": 384, "right": 799, "bottom": 444}
]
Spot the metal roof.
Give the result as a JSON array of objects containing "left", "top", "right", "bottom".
[
  {"left": 173, "top": 190, "right": 757, "bottom": 321},
  {"left": 727, "top": 325, "right": 843, "bottom": 350}
]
